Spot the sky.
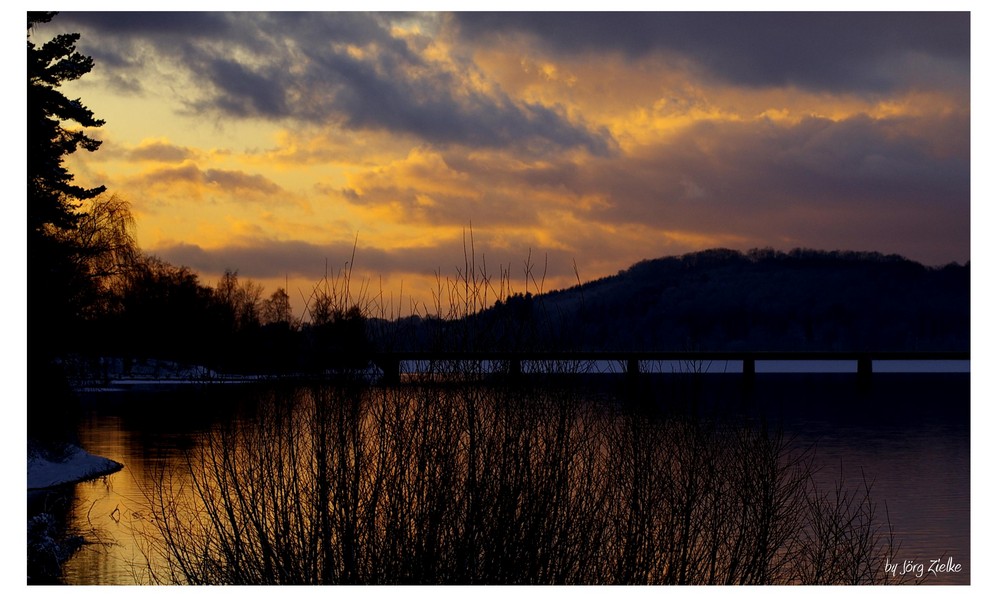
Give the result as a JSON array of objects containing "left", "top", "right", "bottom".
[{"left": 30, "top": 9, "right": 972, "bottom": 317}]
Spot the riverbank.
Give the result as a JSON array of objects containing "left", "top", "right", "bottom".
[
  {"left": 27, "top": 444, "right": 125, "bottom": 584},
  {"left": 28, "top": 444, "right": 123, "bottom": 490}
]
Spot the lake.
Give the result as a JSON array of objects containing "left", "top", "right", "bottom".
[{"left": 33, "top": 371, "right": 970, "bottom": 585}]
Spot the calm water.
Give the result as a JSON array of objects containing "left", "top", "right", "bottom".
[
  {"left": 751, "top": 374, "right": 970, "bottom": 585},
  {"left": 33, "top": 373, "right": 970, "bottom": 585}
]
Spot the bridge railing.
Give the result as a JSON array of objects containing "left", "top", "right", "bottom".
[{"left": 365, "top": 350, "right": 970, "bottom": 384}]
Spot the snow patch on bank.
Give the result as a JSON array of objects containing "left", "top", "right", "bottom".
[{"left": 27, "top": 445, "right": 123, "bottom": 490}]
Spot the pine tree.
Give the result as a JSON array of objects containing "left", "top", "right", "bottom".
[
  {"left": 28, "top": 11, "right": 105, "bottom": 234},
  {"left": 27, "top": 11, "right": 107, "bottom": 440}
]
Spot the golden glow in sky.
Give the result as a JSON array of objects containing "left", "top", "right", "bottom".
[{"left": 36, "top": 11, "right": 970, "bottom": 315}]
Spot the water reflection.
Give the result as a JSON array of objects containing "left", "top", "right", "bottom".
[
  {"left": 49, "top": 374, "right": 968, "bottom": 585},
  {"left": 40, "top": 387, "right": 260, "bottom": 584}
]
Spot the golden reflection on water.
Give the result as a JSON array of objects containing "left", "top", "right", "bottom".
[
  {"left": 57, "top": 380, "right": 969, "bottom": 585},
  {"left": 62, "top": 414, "right": 191, "bottom": 584}
]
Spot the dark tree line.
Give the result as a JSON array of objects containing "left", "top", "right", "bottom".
[
  {"left": 62, "top": 254, "right": 371, "bottom": 376},
  {"left": 27, "top": 13, "right": 369, "bottom": 407}
]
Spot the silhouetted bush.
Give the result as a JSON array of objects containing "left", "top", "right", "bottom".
[{"left": 140, "top": 374, "right": 903, "bottom": 585}]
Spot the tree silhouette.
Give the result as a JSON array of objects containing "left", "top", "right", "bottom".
[
  {"left": 28, "top": 11, "right": 107, "bottom": 329},
  {"left": 64, "top": 193, "right": 141, "bottom": 319},
  {"left": 261, "top": 287, "right": 294, "bottom": 327},
  {"left": 215, "top": 269, "right": 264, "bottom": 332},
  {"left": 113, "top": 256, "right": 228, "bottom": 366},
  {"left": 28, "top": 13, "right": 105, "bottom": 230},
  {"left": 27, "top": 11, "right": 108, "bottom": 441}
]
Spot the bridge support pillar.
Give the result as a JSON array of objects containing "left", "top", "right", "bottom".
[
  {"left": 742, "top": 358, "right": 755, "bottom": 388},
  {"left": 857, "top": 357, "right": 872, "bottom": 389},
  {"left": 626, "top": 358, "right": 640, "bottom": 378},
  {"left": 380, "top": 357, "right": 400, "bottom": 385},
  {"left": 509, "top": 358, "right": 522, "bottom": 377}
]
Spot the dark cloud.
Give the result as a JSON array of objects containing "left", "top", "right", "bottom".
[
  {"left": 102, "top": 71, "right": 145, "bottom": 95},
  {"left": 315, "top": 49, "right": 613, "bottom": 155},
  {"left": 204, "top": 169, "right": 284, "bottom": 195},
  {"left": 142, "top": 163, "right": 202, "bottom": 186},
  {"left": 152, "top": 236, "right": 578, "bottom": 283},
  {"left": 60, "top": 11, "right": 229, "bottom": 35},
  {"left": 562, "top": 113, "right": 969, "bottom": 264},
  {"left": 202, "top": 58, "right": 289, "bottom": 118},
  {"left": 136, "top": 163, "right": 284, "bottom": 197},
  {"left": 152, "top": 240, "right": 337, "bottom": 280},
  {"left": 54, "top": 11, "right": 613, "bottom": 155},
  {"left": 128, "top": 141, "right": 194, "bottom": 162},
  {"left": 452, "top": 12, "right": 969, "bottom": 93}
]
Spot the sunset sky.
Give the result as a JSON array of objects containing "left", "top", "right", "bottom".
[{"left": 33, "top": 10, "right": 971, "bottom": 316}]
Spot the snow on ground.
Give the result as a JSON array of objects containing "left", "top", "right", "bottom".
[{"left": 27, "top": 444, "right": 123, "bottom": 490}]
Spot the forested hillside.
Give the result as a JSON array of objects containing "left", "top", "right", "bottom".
[{"left": 456, "top": 248, "right": 969, "bottom": 353}]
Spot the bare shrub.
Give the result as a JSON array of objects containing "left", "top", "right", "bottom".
[{"left": 139, "top": 376, "right": 902, "bottom": 585}]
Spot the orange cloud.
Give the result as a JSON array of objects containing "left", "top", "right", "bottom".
[{"left": 127, "top": 138, "right": 196, "bottom": 162}]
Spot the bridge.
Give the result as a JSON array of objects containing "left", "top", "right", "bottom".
[{"left": 368, "top": 350, "right": 971, "bottom": 385}]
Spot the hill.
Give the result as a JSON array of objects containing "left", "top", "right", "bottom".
[{"left": 397, "top": 248, "right": 969, "bottom": 353}]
